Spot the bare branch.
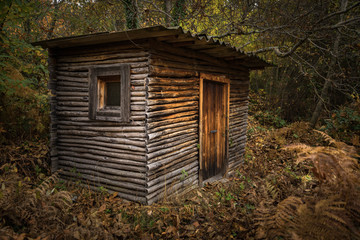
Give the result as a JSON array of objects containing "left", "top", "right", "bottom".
[
  {"left": 315, "top": 2, "right": 360, "bottom": 26},
  {"left": 249, "top": 37, "right": 307, "bottom": 57}
]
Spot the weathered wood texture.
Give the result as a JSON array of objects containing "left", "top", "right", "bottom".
[
  {"left": 49, "top": 38, "right": 250, "bottom": 205},
  {"left": 145, "top": 73, "right": 199, "bottom": 204},
  {"left": 50, "top": 45, "right": 149, "bottom": 204},
  {"left": 201, "top": 79, "right": 227, "bottom": 181},
  {"left": 145, "top": 42, "right": 250, "bottom": 203},
  {"left": 228, "top": 77, "right": 250, "bottom": 173}
]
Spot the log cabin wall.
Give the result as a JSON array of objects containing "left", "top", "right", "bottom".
[
  {"left": 145, "top": 40, "right": 250, "bottom": 204},
  {"left": 36, "top": 26, "right": 268, "bottom": 205},
  {"left": 50, "top": 42, "right": 149, "bottom": 204},
  {"left": 228, "top": 73, "right": 250, "bottom": 172}
]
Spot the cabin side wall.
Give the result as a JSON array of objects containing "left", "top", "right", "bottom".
[
  {"left": 228, "top": 72, "right": 250, "bottom": 172},
  {"left": 146, "top": 42, "right": 250, "bottom": 204},
  {"left": 145, "top": 60, "right": 200, "bottom": 205},
  {"left": 50, "top": 43, "right": 149, "bottom": 203}
]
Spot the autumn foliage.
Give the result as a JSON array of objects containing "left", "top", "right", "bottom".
[{"left": 0, "top": 118, "right": 359, "bottom": 239}]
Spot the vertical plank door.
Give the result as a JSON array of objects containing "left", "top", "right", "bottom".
[{"left": 200, "top": 74, "right": 229, "bottom": 182}]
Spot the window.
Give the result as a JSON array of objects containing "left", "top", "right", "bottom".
[{"left": 89, "top": 64, "right": 130, "bottom": 122}]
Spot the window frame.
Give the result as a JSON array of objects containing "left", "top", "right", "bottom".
[{"left": 89, "top": 64, "right": 130, "bottom": 122}]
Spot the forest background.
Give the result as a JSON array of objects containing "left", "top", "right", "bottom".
[
  {"left": 0, "top": 1, "right": 359, "bottom": 239},
  {"left": 0, "top": 0, "right": 359, "bottom": 145}
]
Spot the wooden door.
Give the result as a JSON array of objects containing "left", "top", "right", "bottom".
[{"left": 200, "top": 74, "right": 229, "bottom": 182}]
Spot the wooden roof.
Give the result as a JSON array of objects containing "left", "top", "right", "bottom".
[{"left": 33, "top": 26, "right": 270, "bottom": 70}]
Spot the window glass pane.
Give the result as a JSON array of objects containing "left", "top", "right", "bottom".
[{"left": 106, "top": 82, "right": 120, "bottom": 106}]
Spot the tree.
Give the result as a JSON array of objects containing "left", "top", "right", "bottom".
[
  {"left": 181, "top": 0, "right": 359, "bottom": 126},
  {"left": 124, "top": 0, "right": 139, "bottom": 29}
]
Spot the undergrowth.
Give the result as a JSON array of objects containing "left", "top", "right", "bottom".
[{"left": 0, "top": 121, "right": 359, "bottom": 239}]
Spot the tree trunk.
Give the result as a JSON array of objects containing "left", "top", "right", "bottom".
[
  {"left": 47, "top": 0, "right": 59, "bottom": 39},
  {"left": 171, "top": 0, "right": 185, "bottom": 26},
  {"left": 310, "top": 0, "right": 348, "bottom": 128},
  {"left": 124, "top": 0, "right": 139, "bottom": 29},
  {"left": 164, "top": 0, "right": 172, "bottom": 27}
]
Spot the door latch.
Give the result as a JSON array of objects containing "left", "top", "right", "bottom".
[{"left": 210, "top": 130, "right": 217, "bottom": 133}]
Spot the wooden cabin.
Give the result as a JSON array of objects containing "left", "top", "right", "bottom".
[{"left": 33, "top": 26, "right": 268, "bottom": 204}]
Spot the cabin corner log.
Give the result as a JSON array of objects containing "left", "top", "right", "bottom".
[
  {"left": 37, "top": 26, "right": 266, "bottom": 204},
  {"left": 48, "top": 49, "right": 59, "bottom": 173}
]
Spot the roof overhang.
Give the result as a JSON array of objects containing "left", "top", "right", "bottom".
[{"left": 33, "top": 26, "right": 271, "bottom": 70}]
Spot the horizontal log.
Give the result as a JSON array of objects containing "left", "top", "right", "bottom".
[
  {"left": 57, "top": 129, "right": 146, "bottom": 139},
  {"left": 56, "top": 41, "right": 149, "bottom": 56},
  {"left": 57, "top": 111, "right": 88, "bottom": 117},
  {"left": 148, "top": 129, "right": 198, "bottom": 148},
  {"left": 59, "top": 125, "right": 145, "bottom": 132},
  {"left": 147, "top": 132, "right": 196, "bottom": 149},
  {"left": 148, "top": 145, "right": 197, "bottom": 167},
  {"left": 147, "top": 139, "right": 197, "bottom": 160},
  {"left": 146, "top": 101, "right": 197, "bottom": 112},
  {"left": 60, "top": 168, "right": 146, "bottom": 192},
  {"left": 148, "top": 157, "right": 198, "bottom": 188},
  {"left": 57, "top": 119, "right": 144, "bottom": 127},
  {"left": 149, "top": 57, "right": 243, "bottom": 76},
  {"left": 147, "top": 134, "right": 197, "bottom": 153},
  {"left": 147, "top": 170, "right": 198, "bottom": 201},
  {"left": 147, "top": 150, "right": 197, "bottom": 173},
  {"left": 58, "top": 158, "right": 145, "bottom": 179},
  {"left": 229, "top": 159, "right": 244, "bottom": 170},
  {"left": 146, "top": 106, "right": 198, "bottom": 119},
  {"left": 58, "top": 152, "right": 145, "bottom": 173},
  {"left": 60, "top": 166, "right": 146, "bottom": 185},
  {"left": 56, "top": 142, "right": 146, "bottom": 161},
  {"left": 56, "top": 91, "right": 88, "bottom": 96},
  {"left": 56, "top": 106, "right": 88, "bottom": 112},
  {"left": 146, "top": 110, "right": 197, "bottom": 123},
  {"left": 147, "top": 85, "right": 198, "bottom": 92},
  {"left": 131, "top": 91, "right": 145, "bottom": 96},
  {"left": 60, "top": 175, "right": 146, "bottom": 204},
  {"left": 131, "top": 73, "right": 148, "bottom": 80},
  {"left": 57, "top": 51, "right": 148, "bottom": 63},
  {"left": 147, "top": 115, "right": 197, "bottom": 130},
  {"left": 149, "top": 65, "right": 197, "bottom": 78},
  {"left": 146, "top": 96, "right": 198, "bottom": 106},
  {"left": 57, "top": 146, "right": 145, "bottom": 166},
  {"left": 146, "top": 173, "right": 198, "bottom": 204},
  {"left": 58, "top": 143, "right": 145, "bottom": 162},
  {"left": 57, "top": 131, "right": 146, "bottom": 147},
  {"left": 58, "top": 138, "right": 145, "bottom": 157},
  {"left": 148, "top": 120, "right": 197, "bottom": 135},
  {"left": 57, "top": 102, "right": 88, "bottom": 107},
  {"left": 148, "top": 124, "right": 197, "bottom": 141},
  {"left": 57, "top": 81, "right": 88, "bottom": 87},
  {"left": 147, "top": 163, "right": 198, "bottom": 194},
  {"left": 148, "top": 77, "right": 198, "bottom": 86},
  {"left": 57, "top": 75, "right": 88, "bottom": 83},
  {"left": 56, "top": 71, "right": 88, "bottom": 78},
  {"left": 57, "top": 57, "right": 148, "bottom": 67},
  {"left": 57, "top": 86, "right": 88, "bottom": 92},
  {"left": 148, "top": 90, "right": 197, "bottom": 99}
]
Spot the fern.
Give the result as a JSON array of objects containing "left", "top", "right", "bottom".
[
  {"left": 255, "top": 137, "right": 360, "bottom": 239},
  {"left": 0, "top": 171, "right": 73, "bottom": 237}
]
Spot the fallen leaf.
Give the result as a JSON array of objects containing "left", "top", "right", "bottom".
[{"left": 99, "top": 204, "right": 106, "bottom": 212}]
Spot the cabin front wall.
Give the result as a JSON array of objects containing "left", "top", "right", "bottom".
[
  {"left": 49, "top": 42, "right": 149, "bottom": 203},
  {"left": 146, "top": 41, "right": 250, "bottom": 204},
  {"left": 48, "top": 39, "right": 250, "bottom": 205}
]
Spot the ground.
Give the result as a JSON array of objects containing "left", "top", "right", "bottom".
[{"left": 0, "top": 118, "right": 359, "bottom": 240}]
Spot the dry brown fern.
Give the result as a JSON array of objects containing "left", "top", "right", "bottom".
[
  {"left": 254, "top": 136, "right": 360, "bottom": 240},
  {"left": 0, "top": 171, "right": 73, "bottom": 238}
]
